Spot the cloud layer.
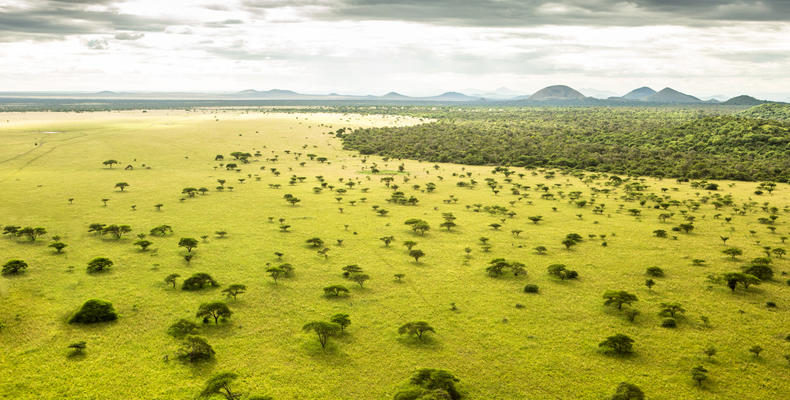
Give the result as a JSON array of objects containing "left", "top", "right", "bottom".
[{"left": 0, "top": 0, "right": 788, "bottom": 100}]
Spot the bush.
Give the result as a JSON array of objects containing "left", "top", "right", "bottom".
[
  {"left": 2, "top": 259, "right": 28, "bottom": 276},
  {"left": 523, "top": 284, "right": 540, "bottom": 293},
  {"left": 611, "top": 382, "right": 644, "bottom": 400},
  {"left": 86, "top": 257, "right": 113, "bottom": 273},
  {"left": 645, "top": 266, "right": 664, "bottom": 277},
  {"left": 168, "top": 319, "right": 199, "bottom": 338},
  {"left": 742, "top": 264, "right": 773, "bottom": 281},
  {"left": 661, "top": 318, "right": 677, "bottom": 328},
  {"left": 181, "top": 273, "right": 219, "bottom": 291},
  {"left": 68, "top": 299, "right": 118, "bottom": 324}
]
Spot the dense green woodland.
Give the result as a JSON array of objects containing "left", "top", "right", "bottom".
[{"left": 341, "top": 105, "right": 790, "bottom": 182}]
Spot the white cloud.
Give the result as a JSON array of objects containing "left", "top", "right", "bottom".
[{"left": 0, "top": 1, "right": 787, "bottom": 100}]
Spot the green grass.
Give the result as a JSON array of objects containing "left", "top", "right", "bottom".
[{"left": 0, "top": 109, "right": 789, "bottom": 399}]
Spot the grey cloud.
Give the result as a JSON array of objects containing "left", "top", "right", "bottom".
[
  {"left": 114, "top": 32, "right": 144, "bottom": 40},
  {"left": 0, "top": 0, "right": 186, "bottom": 40},
  {"left": 244, "top": 0, "right": 790, "bottom": 27}
]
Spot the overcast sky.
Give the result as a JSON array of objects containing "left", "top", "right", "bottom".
[{"left": 1, "top": 0, "right": 789, "bottom": 100}]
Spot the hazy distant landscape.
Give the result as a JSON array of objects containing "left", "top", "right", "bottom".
[{"left": 2, "top": 1, "right": 790, "bottom": 399}]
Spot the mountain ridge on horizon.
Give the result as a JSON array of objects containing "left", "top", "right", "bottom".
[{"left": 0, "top": 85, "right": 781, "bottom": 105}]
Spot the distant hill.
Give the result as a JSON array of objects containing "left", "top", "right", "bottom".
[
  {"left": 237, "top": 89, "right": 303, "bottom": 98},
  {"left": 723, "top": 95, "right": 765, "bottom": 106},
  {"left": 738, "top": 103, "right": 790, "bottom": 121},
  {"left": 380, "top": 91, "right": 410, "bottom": 99},
  {"left": 425, "top": 91, "right": 480, "bottom": 101},
  {"left": 645, "top": 87, "right": 701, "bottom": 104},
  {"left": 621, "top": 87, "right": 656, "bottom": 101},
  {"left": 528, "top": 85, "right": 586, "bottom": 101}
]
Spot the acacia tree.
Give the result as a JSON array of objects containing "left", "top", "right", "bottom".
[
  {"left": 164, "top": 273, "right": 180, "bottom": 288},
  {"left": 350, "top": 273, "right": 369, "bottom": 288},
  {"left": 2, "top": 259, "right": 28, "bottom": 275},
  {"left": 115, "top": 182, "right": 129, "bottom": 192},
  {"left": 302, "top": 321, "right": 341, "bottom": 349},
  {"left": 323, "top": 285, "right": 349, "bottom": 297},
  {"left": 398, "top": 321, "right": 435, "bottom": 341},
  {"left": 102, "top": 159, "right": 118, "bottom": 168},
  {"left": 134, "top": 240, "right": 152, "bottom": 250},
  {"left": 178, "top": 237, "right": 198, "bottom": 252},
  {"left": 86, "top": 257, "right": 113, "bottom": 273},
  {"left": 198, "top": 372, "right": 239, "bottom": 400},
  {"left": 196, "top": 301, "right": 232, "bottom": 325},
  {"left": 409, "top": 249, "right": 425, "bottom": 263},
  {"left": 267, "top": 266, "right": 285, "bottom": 283},
  {"left": 49, "top": 242, "right": 68, "bottom": 253},
  {"left": 659, "top": 302, "right": 685, "bottom": 318},
  {"left": 379, "top": 236, "right": 395, "bottom": 247},
  {"left": 603, "top": 290, "right": 638, "bottom": 310},
  {"left": 723, "top": 247, "right": 742, "bottom": 260},
  {"left": 222, "top": 284, "right": 247, "bottom": 300},
  {"left": 330, "top": 314, "right": 351, "bottom": 331},
  {"left": 403, "top": 240, "right": 417, "bottom": 251}
]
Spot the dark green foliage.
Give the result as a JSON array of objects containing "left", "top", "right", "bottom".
[
  {"left": 330, "top": 313, "right": 351, "bottom": 331},
  {"left": 342, "top": 108, "right": 790, "bottom": 182},
  {"left": 178, "top": 237, "right": 198, "bottom": 252},
  {"left": 176, "top": 336, "right": 214, "bottom": 363},
  {"left": 610, "top": 382, "right": 645, "bottom": 400},
  {"left": 86, "top": 257, "right": 113, "bottom": 273},
  {"left": 645, "top": 266, "right": 664, "bottom": 277},
  {"left": 167, "top": 319, "right": 198, "bottom": 338},
  {"left": 523, "top": 284, "right": 539, "bottom": 293},
  {"left": 486, "top": 258, "right": 527, "bottom": 278},
  {"left": 2, "top": 259, "right": 28, "bottom": 275},
  {"left": 101, "top": 224, "right": 131, "bottom": 239},
  {"left": 198, "top": 372, "right": 239, "bottom": 400},
  {"left": 394, "top": 368, "right": 461, "bottom": 400},
  {"left": 221, "top": 284, "right": 247, "bottom": 299},
  {"left": 742, "top": 264, "right": 774, "bottom": 281},
  {"left": 603, "top": 290, "right": 638, "bottom": 310},
  {"left": 49, "top": 242, "right": 68, "bottom": 253},
  {"left": 67, "top": 341, "right": 87, "bottom": 356},
  {"left": 149, "top": 224, "right": 173, "bottom": 236},
  {"left": 68, "top": 299, "right": 118, "bottom": 324},
  {"left": 599, "top": 333, "right": 634, "bottom": 355},
  {"left": 196, "top": 301, "right": 232, "bottom": 324},
  {"left": 182, "top": 273, "right": 219, "bottom": 291},
  {"left": 661, "top": 318, "right": 677, "bottom": 328},
  {"left": 547, "top": 264, "right": 578, "bottom": 280},
  {"left": 691, "top": 365, "right": 708, "bottom": 387},
  {"left": 164, "top": 273, "right": 180, "bottom": 288},
  {"left": 302, "top": 321, "right": 341, "bottom": 349},
  {"left": 398, "top": 321, "right": 435, "bottom": 341},
  {"left": 323, "top": 285, "right": 350, "bottom": 297}
]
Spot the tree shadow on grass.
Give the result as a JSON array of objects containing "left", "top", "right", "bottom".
[{"left": 396, "top": 335, "right": 442, "bottom": 351}]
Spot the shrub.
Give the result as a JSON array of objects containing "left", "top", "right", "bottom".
[
  {"left": 742, "top": 264, "right": 774, "bottom": 281},
  {"left": 176, "top": 336, "right": 214, "bottom": 363},
  {"left": 645, "top": 266, "right": 664, "bottom": 277},
  {"left": 86, "top": 257, "right": 113, "bottom": 273},
  {"left": 182, "top": 273, "right": 219, "bottom": 291},
  {"left": 2, "top": 259, "right": 28, "bottom": 276},
  {"left": 610, "top": 382, "right": 644, "bottom": 400},
  {"left": 523, "top": 284, "right": 539, "bottom": 293},
  {"left": 599, "top": 333, "right": 634, "bottom": 355},
  {"left": 68, "top": 299, "right": 118, "bottom": 324},
  {"left": 168, "top": 319, "right": 199, "bottom": 338},
  {"left": 661, "top": 318, "right": 677, "bottom": 328}
]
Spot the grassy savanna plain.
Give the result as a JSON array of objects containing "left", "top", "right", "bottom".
[{"left": 0, "top": 109, "right": 789, "bottom": 399}]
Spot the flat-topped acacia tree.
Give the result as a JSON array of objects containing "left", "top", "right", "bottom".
[
  {"left": 178, "top": 237, "right": 198, "bottom": 252},
  {"left": 398, "top": 321, "right": 435, "bottom": 341},
  {"left": 2, "top": 259, "right": 28, "bottom": 275}
]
